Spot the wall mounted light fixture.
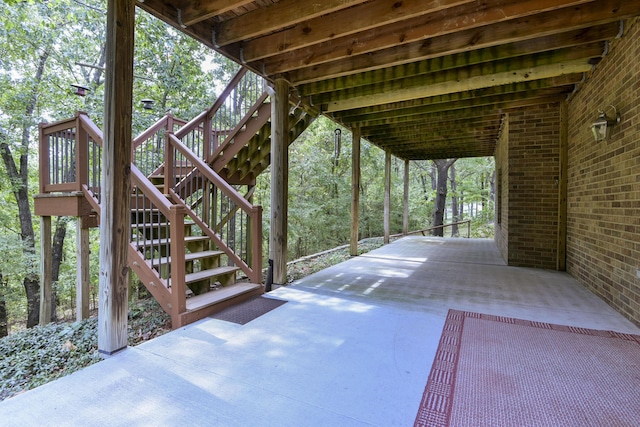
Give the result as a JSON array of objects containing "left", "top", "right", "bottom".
[{"left": 591, "top": 105, "right": 620, "bottom": 142}]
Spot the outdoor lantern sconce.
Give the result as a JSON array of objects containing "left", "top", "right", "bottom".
[
  {"left": 141, "top": 99, "right": 155, "bottom": 110},
  {"left": 591, "top": 105, "right": 620, "bottom": 142},
  {"left": 71, "top": 84, "right": 89, "bottom": 97}
]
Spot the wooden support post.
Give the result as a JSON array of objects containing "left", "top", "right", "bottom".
[
  {"left": 384, "top": 150, "right": 391, "bottom": 244},
  {"left": 39, "top": 216, "right": 52, "bottom": 326},
  {"left": 76, "top": 216, "right": 90, "bottom": 321},
  {"left": 350, "top": 126, "right": 361, "bottom": 256},
  {"left": 98, "top": 0, "right": 134, "bottom": 356},
  {"left": 557, "top": 101, "right": 568, "bottom": 271},
  {"left": 403, "top": 159, "right": 409, "bottom": 235},
  {"left": 270, "top": 79, "right": 289, "bottom": 285}
]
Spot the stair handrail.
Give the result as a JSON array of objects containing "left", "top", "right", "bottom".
[
  {"left": 167, "top": 132, "right": 262, "bottom": 283},
  {"left": 50, "top": 113, "right": 188, "bottom": 322},
  {"left": 131, "top": 113, "right": 189, "bottom": 177},
  {"left": 209, "top": 91, "right": 270, "bottom": 163},
  {"left": 173, "top": 67, "right": 267, "bottom": 165},
  {"left": 175, "top": 67, "right": 248, "bottom": 141}
]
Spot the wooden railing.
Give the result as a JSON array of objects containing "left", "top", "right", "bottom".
[
  {"left": 38, "top": 111, "right": 100, "bottom": 194},
  {"left": 176, "top": 67, "right": 267, "bottom": 163},
  {"left": 131, "top": 113, "right": 187, "bottom": 177},
  {"left": 167, "top": 132, "right": 262, "bottom": 283},
  {"left": 39, "top": 108, "right": 264, "bottom": 323},
  {"left": 394, "top": 219, "right": 473, "bottom": 238}
]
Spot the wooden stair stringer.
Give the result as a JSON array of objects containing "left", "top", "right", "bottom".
[
  {"left": 127, "top": 243, "right": 178, "bottom": 323},
  {"left": 225, "top": 106, "right": 317, "bottom": 182}
]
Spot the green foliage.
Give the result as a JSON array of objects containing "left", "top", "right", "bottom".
[
  {"left": 0, "top": 318, "right": 101, "bottom": 400},
  {"left": 0, "top": 297, "right": 170, "bottom": 400}
]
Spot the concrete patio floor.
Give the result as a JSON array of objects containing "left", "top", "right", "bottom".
[{"left": 1, "top": 236, "right": 638, "bottom": 426}]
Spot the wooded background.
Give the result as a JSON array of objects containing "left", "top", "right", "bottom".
[{"left": 0, "top": 0, "right": 494, "bottom": 335}]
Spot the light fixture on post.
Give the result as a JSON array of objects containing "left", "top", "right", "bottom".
[
  {"left": 70, "top": 84, "right": 89, "bottom": 97},
  {"left": 141, "top": 99, "right": 155, "bottom": 110},
  {"left": 591, "top": 105, "right": 620, "bottom": 142}
]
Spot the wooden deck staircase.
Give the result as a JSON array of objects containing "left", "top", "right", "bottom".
[{"left": 35, "top": 67, "right": 316, "bottom": 328}]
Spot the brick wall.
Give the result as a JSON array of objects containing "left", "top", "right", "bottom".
[
  {"left": 504, "top": 104, "right": 561, "bottom": 268},
  {"left": 566, "top": 18, "right": 640, "bottom": 325}
]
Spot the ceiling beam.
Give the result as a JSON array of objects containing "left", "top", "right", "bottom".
[
  {"left": 332, "top": 75, "right": 582, "bottom": 119},
  {"left": 283, "top": 6, "right": 633, "bottom": 83},
  {"left": 238, "top": 0, "right": 476, "bottom": 62},
  {"left": 260, "top": 0, "right": 632, "bottom": 76},
  {"left": 297, "top": 25, "right": 616, "bottom": 94},
  {"left": 360, "top": 117, "right": 496, "bottom": 136},
  {"left": 179, "top": 0, "right": 255, "bottom": 27},
  {"left": 325, "top": 59, "right": 592, "bottom": 112},
  {"left": 213, "top": 0, "right": 370, "bottom": 47},
  {"left": 340, "top": 91, "right": 569, "bottom": 125},
  {"left": 360, "top": 108, "right": 505, "bottom": 129},
  {"left": 313, "top": 44, "right": 601, "bottom": 106}
]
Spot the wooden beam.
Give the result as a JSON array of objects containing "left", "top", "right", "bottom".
[
  {"left": 310, "top": 43, "right": 603, "bottom": 105},
  {"left": 284, "top": 8, "right": 629, "bottom": 83},
  {"left": 214, "top": 0, "right": 370, "bottom": 47},
  {"left": 325, "top": 60, "right": 592, "bottom": 112},
  {"left": 298, "top": 25, "right": 615, "bottom": 93},
  {"left": 368, "top": 128, "right": 501, "bottom": 144},
  {"left": 98, "top": 0, "right": 134, "bottom": 356},
  {"left": 76, "top": 216, "right": 90, "bottom": 321},
  {"left": 557, "top": 101, "right": 568, "bottom": 271},
  {"left": 180, "top": 0, "right": 255, "bottom": 27},
  {"left": 39, "top": 216, "right": 52, "bottom": 326},
  {"left": 262, "top": 0, "right": 612, "bottom": 76},
  {"left": 240, "top": 0, "right": 475, "bottom": 62},
  {"left": 270, "top": 79, "right": 290, "bottom": 285},
  {"left": 350, "top": 126, "right": 361, "bottom": 256},
  {"left": 384, "top": 150, "right": 391, "bottom": 244},
  {"left": 332, "top": 74, "right": 583, "bottom": 119},
  {"left": 338, "top": 89, "right": 573, "bottom": 125}
]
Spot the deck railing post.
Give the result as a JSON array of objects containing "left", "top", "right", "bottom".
[
  {"left": 251, "top": 205, "right": 263, "bottom": 284},
  {"left": 38, "top": 122, "right": 48, "bottom": 194},
  {"left": 165, "top": 132, "right": 175, "bottom": 194},
  {"left": 76, "top": 112, "right": 89, "bottom": 192},
  {"left": 169, "top": 205, "right": 187, "bottom": 318}
]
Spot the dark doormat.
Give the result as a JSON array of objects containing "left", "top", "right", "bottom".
[{"left": 209, "top": 296, "right": 287, "bottom": 325}]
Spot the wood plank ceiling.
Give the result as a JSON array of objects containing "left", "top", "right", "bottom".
[{"left": 138, "top": 0, "right": 640, "bottom": 160}]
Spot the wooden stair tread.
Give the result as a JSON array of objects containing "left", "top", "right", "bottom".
[
  {"left": 185, "top": 265, "right": 240, "bottom": 284},
  {"left": 131, "top": 220, "right": 196, "bottom": 228},
  {"left": 185, "top": 282, "right": 262, "bottom": 312},
  {"left": 155, "top": 250, "right": 224, "bottom": 264},
  {"left": 134, "top": 235, "right": 210, "bottom": 247}
]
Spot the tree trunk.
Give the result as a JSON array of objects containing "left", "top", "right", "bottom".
[
  {"left": 50, "top": 217, "right": 69, "bottom": 321},
  {"left": 0, "top": 48, "right": 51, "bottom": 327},
  {"left": 450, "top": 164, "right": 459, "bottom": 237},
  {"left": 0, "top": 274, "right": 7, "bottom": 337},
  {"left": 481, "top": 173, "right": 486, "bottom": 211},
  {"left": 432, "top": 159, "right": 456, "bottom": 237}
]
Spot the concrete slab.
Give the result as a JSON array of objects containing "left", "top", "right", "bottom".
[{"left": 1, "top": 237, "right": 637, "bottom": 426}]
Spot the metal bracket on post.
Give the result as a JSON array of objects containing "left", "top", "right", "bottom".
[{"left": 265, "top": 259, "right": 274, "bottom": 292}]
